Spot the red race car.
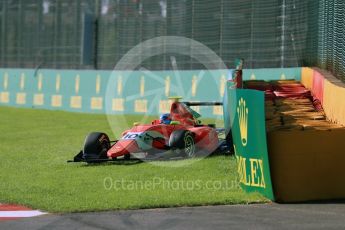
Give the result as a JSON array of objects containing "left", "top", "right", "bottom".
[{"left": 70, "top": 98, "right": 229, "bottom": 163}]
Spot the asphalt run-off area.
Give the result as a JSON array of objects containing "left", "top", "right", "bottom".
[{"left": 1, "top": 203, "right": 345, "bottom": 230}]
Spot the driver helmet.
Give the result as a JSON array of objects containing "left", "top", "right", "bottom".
[{"left": 160, "top": 113, "right": 171, "bottom": 124}]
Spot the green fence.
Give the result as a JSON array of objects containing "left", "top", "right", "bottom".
[
  {"left": 0, "top": 1, "right": 343, "bottom": 81},
  {"left": 317, "top": 0, "right": 345, "bottom": 82},
  {"left": 0, "top": 1, "right": 318, "bottom": 69}
]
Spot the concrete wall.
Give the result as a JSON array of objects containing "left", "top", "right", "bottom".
[{"left": 0, "top": 68, "right": 301, "bottom": 118}]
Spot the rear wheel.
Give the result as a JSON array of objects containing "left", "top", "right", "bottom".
[
  {"left": 83, "top": 132, "right": 111, "bottom": 163},
  {"left": 169, "top": 130, "right": 196, "bottom": 158}
]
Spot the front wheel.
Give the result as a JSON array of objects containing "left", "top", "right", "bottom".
[
  {"left": 169, "top": 130, "right": 196, "bottom": 158},
  {"left": 83, "top": 132, "right": 110, "bottom": 163}
]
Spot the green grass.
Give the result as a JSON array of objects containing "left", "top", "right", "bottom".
[{"left": 0, "top": 106, "right": 267, "bottom": 213}]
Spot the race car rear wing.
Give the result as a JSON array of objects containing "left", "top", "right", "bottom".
[{"left": 182, "top": 102, "right": 223, "bottom": 106}]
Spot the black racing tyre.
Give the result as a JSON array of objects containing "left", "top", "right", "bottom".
[
  {"left": 83, "top": 132, "right": 111, "bottom": 163},
  {"left": 124, "top": 153, "right": 131, "bottom": 160},
  {"left": 169, "top": 130, "right": 196, "bottom": 158},
  {"left": 225, "top": 131, "right": 234, "bottom": 155}
]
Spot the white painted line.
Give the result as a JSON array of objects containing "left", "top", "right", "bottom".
[{"left": 0, "top": 211, "right": 47, "bottom": 218}]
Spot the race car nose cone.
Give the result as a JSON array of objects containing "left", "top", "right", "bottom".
[{"left": 107, "top": 140, "right": 139, "bottom": 158}]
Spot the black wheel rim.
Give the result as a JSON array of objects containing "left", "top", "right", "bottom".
[{"left": 184, "top": 135, "right": 195, "bottom": 157}]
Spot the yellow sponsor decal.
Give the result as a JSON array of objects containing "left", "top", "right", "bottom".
[
  {"left": 38, "top": 73, "right": 43, "bottom": 92},
  {"left": 112, "top": 98, "right": 124, "bottom": 111},
  {"left": 96, "top": 75, "right": 101, "bottom": 94},
  {"left": 75, "top": 75, "right": 80, "bottom": 94},
  {"left": 3, "top": 72, "right": 9, "bottom": 90},
  {"left": 140, "top": 76, "right": 145, "bottom": 97},
  {"left": 250, "top": 158, "right": 266, "bottom": 188},
  {"left": 190, "top": 101, "right": 200, "bottom": 113},
  {"left": 236, "top": 155, "right": 266, "bottom": 188},
  {"left": 191, "top": 75, "right": 197, "bottom": 97},
  {"left": 91, "top": 97, "right": 103, "bottom": 110},
  {"left": 56, "top": 74, "right": 61, "bottom": 93},
  {"left": 51, "top": 95, "right": 62, "bottom": 107},
  {"left": 20, "top": 73, "right": 25, "bottom": 90},
  {"left": 165, "top": 76, "right": 170, "bottom": 97},
  {"left": 219, "top": 75, "right": 226, "bottom": 97},
  {"left": 237, "top": 155, "right": 250, "bottom": 186},
  {"left": 33, "top": 94, "right": 44, "bottom": 106},
  {"left": 117, "top": 75, "right": 123, "bottom": 96},
  {"left": 70, "top": 96, "right": 82, "bottom": 109},
  {"left": 134, "top": 100, "right": 147, "bottom": 113},
  {"left": 16, "top": 93, "right": 26, "bottom": 105},
  {"left": 237, "top": 97, "right": 248, "bottom": 146},
  {"left": 1, "top": 92, "right": 9, "bottom": 103},
  {"left": 159, "top": 100, "right": 172, "bottom": 113},
  {"left": 213, "top": 106, "right": 223, "bottom": 115}
]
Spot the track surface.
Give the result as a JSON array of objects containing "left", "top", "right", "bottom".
[{"left": 1, "top": 203, "right": 345, "bottom": 230}]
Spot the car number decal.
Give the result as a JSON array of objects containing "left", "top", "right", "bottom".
[{"left": 122, "top": 132, "right": 142, "bottom": 140}]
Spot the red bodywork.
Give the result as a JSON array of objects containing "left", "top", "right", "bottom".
[{"left": 107, "top": 101, "right": 219, "bottom": 158}]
